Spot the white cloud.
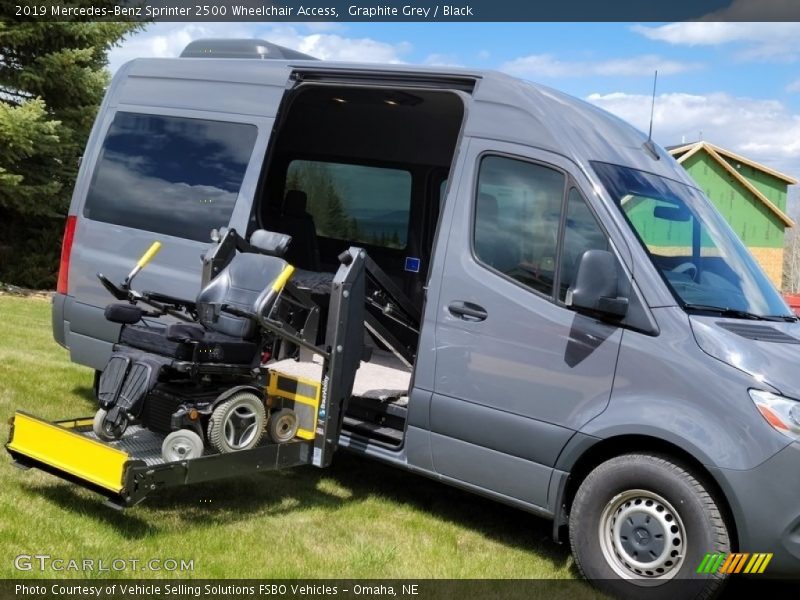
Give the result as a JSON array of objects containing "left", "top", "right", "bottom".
[
  {"left": 787, "top": 79, "right": 800, "bottom": 93},
  {"left": 477, "top": 49, "right": 491, "bottom": 60},
  {"left": 107, "top": 23, "right": 411, "bottom": 73},
  {"left": 288, "top": 31, "right": 411, "bottom": 62},
  {"left": 587, "top": 91, "right": 800, "bottom": 178},
  {"left": 423, "top": 53, "right": 463, "bottom": 67},
  {"left": 500, "top": 53, "right": 701, "bottom": 78},
  {"left": 632, "top": 22, "right": 800, "bottom": 62}
]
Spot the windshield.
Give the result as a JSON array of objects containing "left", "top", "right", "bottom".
[{"left": 592, "top": 161, "right": 793, "bottom": 319}]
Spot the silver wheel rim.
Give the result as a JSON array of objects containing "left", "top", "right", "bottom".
[
  {"left": 598, "top": 489, "right": 687, "bottom": 583},
  {"left": 223, "top": 404, "right": 259, "bottom": 449},
  {"left": 165, "top": 433, "right": 200, "bottom": 460},
  {"left": 272, "top": 413, "right": 296, "bottom": 442}
]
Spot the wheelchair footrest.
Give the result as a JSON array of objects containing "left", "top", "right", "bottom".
[
  {"left": 98, "top": 355, "right": 130, "bottom": 407},
  {"left": 117, "top": 360, "right": 157, "bottom": 413}
]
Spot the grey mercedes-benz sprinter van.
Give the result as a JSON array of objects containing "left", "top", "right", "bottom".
[{"left": 51, "top": 39, "right": 800, "bottom": 597}]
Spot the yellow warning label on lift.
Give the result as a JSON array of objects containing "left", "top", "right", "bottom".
[{"left": 6, "top": 412, "right": 129, "bottom": 493}]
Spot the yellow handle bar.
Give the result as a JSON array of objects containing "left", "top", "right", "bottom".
[{"left": 136, "top": 241, "right": 162, "bottom": 270}]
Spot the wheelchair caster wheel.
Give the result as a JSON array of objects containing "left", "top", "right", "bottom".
[
  {"left": 162, "top": 429, "right": 204, "bottom": 462},
  {"left": 207, "top": 392, "right": 266, "bottom": 454},
  {"left": 92, "top": 408, "right": 127, "bottom": 441},
  {"left": 267, "top": 408, "right": 298, "bottom": 444}
]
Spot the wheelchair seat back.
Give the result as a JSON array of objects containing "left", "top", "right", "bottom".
[{"left": 197, "top": 252, "right": 290, "bottom": 340}]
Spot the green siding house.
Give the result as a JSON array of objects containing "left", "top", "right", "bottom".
[{"left": 668, "top": 141, "right": 796, "bottom": 288}]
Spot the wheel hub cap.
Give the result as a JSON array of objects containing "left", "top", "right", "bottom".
[
  {"left": 224, "top": 405, "right": 258, "bottom": 449},
  {"left": 599, "top": 489, "right": 686, "bottom": 581}
]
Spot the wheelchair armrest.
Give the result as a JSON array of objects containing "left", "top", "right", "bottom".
[
  {"left": 220, "top": 304, "right": 257, "bottom": 320},
  {"left": 166, "top": 323, "right": 205, "bottom": 343},
  {"left": 142, "top": 291, "right": 196, "bottom": 310}
]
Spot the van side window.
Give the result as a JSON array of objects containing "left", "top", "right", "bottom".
[
  {"left": 285, "top": 160, "right": 412, "bottom": 249},
  {"left": 559, "top": 188, "right": 609, "bottom": 300},
  {"left": 474, "top": 155, "right": 566, "bottom": 296},
  {"left": 83, "top": 112, "right": 257, "bottom": 242}
]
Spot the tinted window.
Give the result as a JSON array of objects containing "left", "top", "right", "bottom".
[
  {"left": 474, "top": 155, "right": 565, "bottom": 296},
  {"left": 84, "top": 112, "right": 257, "bottom": 242},
  {"left": 559, "top": 188, "right": 609, "bottom": 300},
  {"left": 286, "top": 160, "right": 411, "bottom": 249}
]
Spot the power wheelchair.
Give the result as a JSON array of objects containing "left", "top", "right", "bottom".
[{"left": 93, "top": 228, "right": 318, "bottom": 462}]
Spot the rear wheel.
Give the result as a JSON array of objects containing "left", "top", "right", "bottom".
[
  {"left": 207, "top": 392, "right": 266, "bottom": 453},
  {"left": 267, "top": 408, "right": 299, "bottom": 443},
  {"left": 92, "top": 408, "right": 127, "bottom": 441},
  {"left": 569, "top": 453, "right": 730, "bottom": 600}
]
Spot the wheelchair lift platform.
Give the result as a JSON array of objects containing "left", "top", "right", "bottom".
[
  {"left": 7, "top": 412, "right": 313, "bottom": 509},
  {"left": 6, "top": 248, "right": 367, "bottom": 509}
]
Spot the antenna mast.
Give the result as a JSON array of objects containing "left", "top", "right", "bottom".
[
  {"left": 643, "top": 70, "right": 660, "bottom": 160},
  {"left": 648, "top": 70, "right": 658, "bottom": 141}
]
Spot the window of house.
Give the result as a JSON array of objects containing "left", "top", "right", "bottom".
[
  {"left": 83, "top": 112, "right": 257, "bottom": 242},
  {"left": 473, "top": 155, "right": 566, "bottom": 296},
  {"left": 285, "top": 160, "right": 412, "bottom": 249}
]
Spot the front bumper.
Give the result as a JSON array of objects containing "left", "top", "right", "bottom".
[{"left": 711, "top": 442, "right": 800, "bottom": 576}]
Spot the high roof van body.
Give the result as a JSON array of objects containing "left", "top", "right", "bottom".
[{"left": 51, "top": 42, "right": 800, "bottom": 595}]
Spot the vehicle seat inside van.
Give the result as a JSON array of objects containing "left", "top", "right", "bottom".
[{"left": 279, "top": 190, "right": 320, "bottom": 271}]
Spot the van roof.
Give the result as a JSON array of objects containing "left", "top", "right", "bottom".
[{"left": 115, "top": 57, "right": 694, "bottom": 186}]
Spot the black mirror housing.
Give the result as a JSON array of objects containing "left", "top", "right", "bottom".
[{"left": 566, "top": 249, "right": 629, "bottom": 318}]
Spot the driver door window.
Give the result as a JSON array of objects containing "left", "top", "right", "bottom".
[
  {"left": 559, "top": 188, "right": 610, "bottom": 300},
  {"left": 473, "top": 155, "right": 566, "bottom": 296}
]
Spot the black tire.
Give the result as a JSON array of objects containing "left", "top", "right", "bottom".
[
  {"left": 569, "top": 453, "right": 730, "bottom": 600},
  {"left": 267, "top": 408, "right": 299, "bottom": 443},
  {"left": 207, "top": 392, "right": 266, "bottom": 453},
  {"left": 92, "top": 408, "right": 127, "bottom": 441}
]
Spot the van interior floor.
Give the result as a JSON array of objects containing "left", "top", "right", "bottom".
[{"left": 269, "top": 348, "right": 411, "bottom": 447}]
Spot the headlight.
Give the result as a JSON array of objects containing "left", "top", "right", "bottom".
[{"left": 749, "top": 389, "right": 800, "bottom": 442}]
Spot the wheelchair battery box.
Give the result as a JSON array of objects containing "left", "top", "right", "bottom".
[{"left": 266, "top": 369, "right": 321, "bottom": 440}]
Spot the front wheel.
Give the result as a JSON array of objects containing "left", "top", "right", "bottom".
[
  {"left": 92, "top": 408, "right": 127, "bottom": 441},
  {"left": 569, "top": 453, "right": 730, "bottom": 600}
]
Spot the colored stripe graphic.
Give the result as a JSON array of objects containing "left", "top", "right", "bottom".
[{"left": 700, "top": 552, "right": 773, "bottom": 574}]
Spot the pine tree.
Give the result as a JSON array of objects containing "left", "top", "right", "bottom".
[{"left": 0, "top": 16, "right": 141, "bottom": 287}]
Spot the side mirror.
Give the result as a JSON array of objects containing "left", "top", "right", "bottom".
[{"left": 566, "top": 250, "right": 629, "bottom": 318}]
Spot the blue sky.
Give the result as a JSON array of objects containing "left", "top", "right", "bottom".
[{"left": 108, "top": 22, "right": 800, "bottom": 202}]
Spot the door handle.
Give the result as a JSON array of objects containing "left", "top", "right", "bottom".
[{"left": 448, "top": 301, "right": 488, "bottom": 321}]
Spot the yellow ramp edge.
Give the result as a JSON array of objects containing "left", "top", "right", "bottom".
[{"left": 7, "top": 412, "right": 129, "bottom": 493}]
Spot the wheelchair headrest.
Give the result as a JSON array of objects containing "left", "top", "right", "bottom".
[{"left": 249, "top": 229, "right": 291, "bottom": 257}]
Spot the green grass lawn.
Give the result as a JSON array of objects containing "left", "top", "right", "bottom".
[{"left": 0, "top": 295, "right": 585, "bottom": 585}]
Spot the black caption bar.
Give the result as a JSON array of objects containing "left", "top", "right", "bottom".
[
  {"left": 2, "top": 578, "right": 797, "bottom": 600},
  {"left": 5, "top": 0, "right": 800, "bottom": 22}
]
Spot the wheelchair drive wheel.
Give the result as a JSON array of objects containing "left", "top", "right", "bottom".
[
  {"left": 267, "top": 408, "right": 299, "bottom": 444},
  {"left": 207, "top": 392, "right": 266, "bottom": 454},
  {"left": 92, "top": 408, "right": 127, "bottom": 441},
  {"left": 162, "top": 429, "right": 204, "bottom": 462}
]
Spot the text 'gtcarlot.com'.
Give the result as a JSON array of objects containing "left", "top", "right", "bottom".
[{"left": 13, "top": 554, "right": 194, "bottom": 572}]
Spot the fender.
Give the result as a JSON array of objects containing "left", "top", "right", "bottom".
[{"left": 212, "top": 384, "right": 265, "bottom": 407}]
